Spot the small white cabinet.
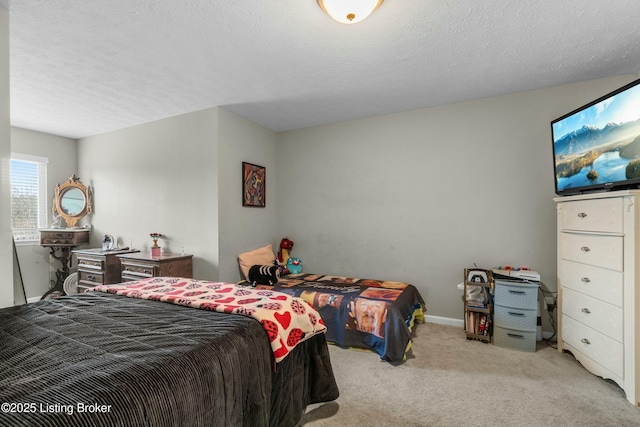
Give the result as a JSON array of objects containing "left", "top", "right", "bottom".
[{"left": 556, "top": 191, "right": 640, "bottom": 406}]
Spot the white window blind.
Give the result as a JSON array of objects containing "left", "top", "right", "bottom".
[{"left": 10, "top": 153, "right": 48, "bottom": 243}]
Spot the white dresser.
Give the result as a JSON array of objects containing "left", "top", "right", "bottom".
[{"left": 555, "top": 191, "right": 640, "bottom": 406}]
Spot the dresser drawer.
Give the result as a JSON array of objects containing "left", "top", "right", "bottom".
[
  {"left": 121, "top": 261, "right": 156, "bottom": 279},
  {"left": 559, "top": 232, "right": 622, "bottom": 271},
  {"left": 562, "top": 315, "right": 623, "bottom": 378},
  {"left": 559, "top": 260, "right": 622, "bottom": 307},
  {"left": 77, "top": 256, "right": 105, "bottom": 271},
  {"left": 494, "top": 305, "right": 537, "bottom": 332},
  {"left": 562, "top": 288, "right": 623, "bottom": 342},
  {"left": 494, "top": 280, "right": 538, "bottom": 310},
  {"left": 493, "top": 326, "right": 536, "bottom": 352},
  {"left": 78, "top": 270, "right": 104, "bottom": 286},
  {"left": 560, "top": 198, "right": 623, "bottom": 233}
]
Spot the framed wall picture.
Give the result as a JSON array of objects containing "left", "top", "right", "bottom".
[{"left": 242, "top": 162, "right": 266, "bottom": 207}]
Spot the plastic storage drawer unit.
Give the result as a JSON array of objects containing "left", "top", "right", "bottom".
[
  {"left": 493, "top": 279, "right": 538, "bottom": 352},
  {"left": 493, "top": 326, "right": 537, "bottom": 352}
]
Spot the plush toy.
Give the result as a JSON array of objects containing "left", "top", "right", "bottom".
[
  {"left": 286, "top": 257, "right": 303, "bottom": 274},
  {"left": 248, "top": 264, "right": 280, "bottom": 287},
  {"left": 277, "top": 237, "right": 294, "bottom": 266}
]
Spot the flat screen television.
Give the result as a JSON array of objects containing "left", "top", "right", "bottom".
[{"left": 552, "top": 78, "right": 640, "bottom": 195}]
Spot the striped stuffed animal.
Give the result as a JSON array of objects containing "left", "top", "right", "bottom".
[{"left": 248, "top": 264, "right": 280, "bottom": 287}]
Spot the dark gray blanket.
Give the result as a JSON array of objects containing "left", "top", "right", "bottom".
[{"left": 0, "top": 292, "right": 339, "bottom": 427}]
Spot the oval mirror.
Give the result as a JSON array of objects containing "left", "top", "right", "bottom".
[
  {"left": 53, "top": 175, "right": 92, "bottom": 227},
  {"left": 60, "top": 188, "right": 85, "bottom": 216}
]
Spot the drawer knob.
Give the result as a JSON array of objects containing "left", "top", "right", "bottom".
[
  {"left": 581, "top": 308, "right": 591, "bottom": 314},
  {"left": 581, "top": 338, "right": 591, "bottom": 345},
  {"left": 577, "top": 212, "right": 588, "bottom": 218},
  {"left": 581, "top": 277, "right": 591, "bottom": 283},
  {"left": 580, "top": 246, "right": 591, "bottom": 252}
]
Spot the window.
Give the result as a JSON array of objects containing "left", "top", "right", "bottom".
[{"left": 10, "top": 153, "right": 48, "bottom": 243}]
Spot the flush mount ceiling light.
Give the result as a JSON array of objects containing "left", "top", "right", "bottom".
[{"left": 317, "top": 0, "right": 384, "bottom": 24}]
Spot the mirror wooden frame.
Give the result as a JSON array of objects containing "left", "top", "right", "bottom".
[{"left": 53, "top": 174, "right": 92, "bottom": 227}]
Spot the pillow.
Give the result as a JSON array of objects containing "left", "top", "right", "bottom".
[{"left": 238, "top": 244, "right": 276, "bottom": 281}]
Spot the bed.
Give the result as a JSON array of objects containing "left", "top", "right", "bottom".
[
  {"left": 257, "top": 273, "right": 425, "bottom": 364},
  {"left": 0, "top": 278, "right": 339, "bottom": 427}
]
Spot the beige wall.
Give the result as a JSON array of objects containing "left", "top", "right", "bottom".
[
  {"left": 10, "top": 127, "right": 77, "bottom": 298},
  {"left": 12, "top": 106, "right": 278, "bottom": 297},
  {"left": 276, "top": 74, "right": 639, "bottom": 324},
  {"left": 78, "top": 107, "right": 220, "bottom": 280},
  {"left": 217, "top": 108, "right": 278, "bottom": 282},
  {"left": 77, "top": 107, "right": 278, "bottom": 284},
  {"left": 0, "top": 6, "right": 12, "bottom": 307}
]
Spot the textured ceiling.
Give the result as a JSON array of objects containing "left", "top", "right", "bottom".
[{"left": 5, "top": 0, "right": 640, "bottom": 139}]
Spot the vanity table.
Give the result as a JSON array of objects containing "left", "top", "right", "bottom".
[
  {"left": 39, "top": 175, "right": 93, "bottom": 299},
  {"left": 39, "top": 228, "right": 90, "bottom": 299}
]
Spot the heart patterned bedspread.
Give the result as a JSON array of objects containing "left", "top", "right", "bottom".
[{"left": 91, "top": 277, "right": 327, "bottom": 363}]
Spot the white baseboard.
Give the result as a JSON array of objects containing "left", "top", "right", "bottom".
[
  {"left": 425, "top": 314, "right": 464, "bottom": 328},
  {"left": 26, "top": 296, "right": 42, "bottom": 304}
]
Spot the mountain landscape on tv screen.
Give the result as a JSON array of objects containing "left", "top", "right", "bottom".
[
  {"left": 554, "top": 117, "right": 640, "bottom": 186},
  {"left": 554, "top": 118, "right": 640, "bottom": 157}
]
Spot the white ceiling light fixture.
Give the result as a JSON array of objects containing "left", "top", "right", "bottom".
[{"left": 317, "top": 0, "right": 384, "bottom": 25}]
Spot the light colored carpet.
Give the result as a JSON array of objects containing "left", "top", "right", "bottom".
[{"left": 298, "top": 322, "right": 640, "bottom": 427}]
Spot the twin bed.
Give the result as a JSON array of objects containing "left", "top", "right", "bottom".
[
  {"left": 238, "top": 244, "right": 427, "bottom": 364},
  {"left": 259, "top": 273, "right": 425, "bottom": 363}
]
